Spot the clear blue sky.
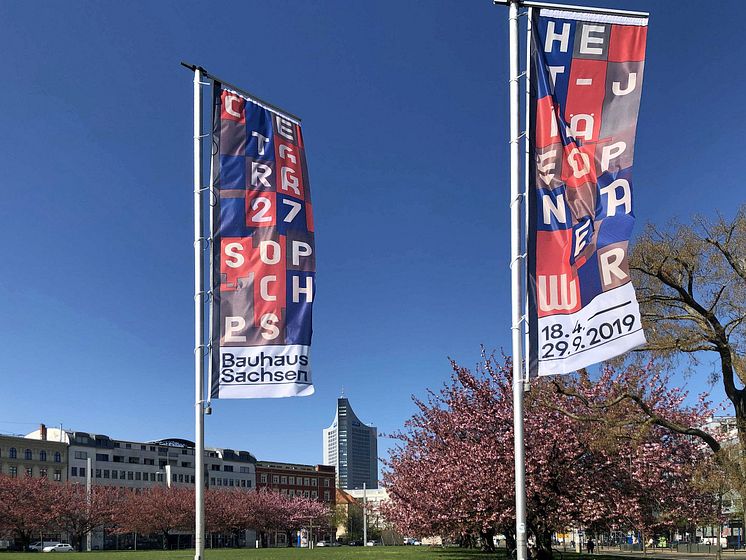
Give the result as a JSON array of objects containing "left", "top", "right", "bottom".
[{"left": 1, "top": 0, "right": 743, "bottom": 475}]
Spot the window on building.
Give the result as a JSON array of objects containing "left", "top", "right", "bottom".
[
  {"left": 289, "top": 476, "right": 295, "bottom": 485},
  {"left": 304, "top": 477, "right": 310, "bottom": 486},
  {"left": 223, "top": 478, "right": 228, "bottom": 486},
  {"left": 40, "top": 468, "right": 48, "bottom": 478},
  {"left": 280, "top": 475, "right": 287, "bottom": 484},
  {"left": 111, "top": 470, "right": 118, "bottom": 480},
  {"left": 260, "top": 473, "right": 267, "bottom": 483},
  {"left": 210, "top": 477, "right": 215, "bottom": 486},
  {"left": 54, "top": 452, "right": 61, "bottom": 463},
  {"left": 125, "top": 443, "right": 131, "bottom": 449},
  {"left": 150, "top": 446, "right": 156, "bottom": 452},
  {"left": 324, "top": 490, "right": 330, "bottom": 501},
  {"left": 191, "top": 475, "right": 195, "bottom": 484},
  {"left": 103, "top": 470, "right": 110, "bottom": 479},
  {"left": 172, "top": 473, "right": 176, "bottom": 484},
  {"left": 311, "top": 490, "right": 317, "bottom": 498},
  {"left": 25, "top": 467, "right": 33, "bottom": 477},
  {"left": 135, "top": 472, "right": 141, "bottom": 481},
  {"left": 247, "top": 480, "right": 252, "bottom": 488},
  {"left": 128, "top": 457, "right": 140, "bottom": 464},
  {"left": 216, "top": 478, "right": 222, "bottom": 486},
  {"left": 71, "top": 467, "right": 78, "bottom": 477},
  {"left": 324, "top": 478, "right": 330, "bottom": 487},
  {"left": 240, "top": 480, "right": 246, "bottom": 487},
  {"left": 95, "top": 469, "right": 102, "bottom": 478},
  {"left": 24, "top": 449, "right": 32, "bottom": 460},
  {"left": 149, "top": 473, "right": 155, "bottom": 482},
  {"left": 140, "top": 445, "right": 146, "bottom": 450},
  {"left": 224, "top": 465, "right": 233, "bottom": 472},
  {"left": 120, "top": 470, "right": 126, "bottom": 479},
  {"left": 80, "top": 468, "right": 86, "bottom": 478},
  {"left": 181, "top": 461, "right": 191, "bottom": 468},
  {"left": 304, "top": 490, "right": 310, "bottom": 498},
  {"left": 9, "top": 466, "right": 17, "bottom": 478},
  {"left": 9, "top": 448, "right": 17, "bottom": 459},
  {"left": 74, "top": 451, "right": 87, "bottom": 460},
  {"left": 53, "top": 470, "right": 62, "bottom": 482},
  {"left": 144, "top": 458, "right": 155, "bottom": 466},
  {"left": 240, "top": 466, "right": 250, "bottom": 474},
  {"left": 272, "top": 475, "right": 279, "bottom": 484},
  {"left": 96, "top": 453, "right": 109, "bottom": 462},
  {"left": 40, "top": 450, "right": 47, "bottom": 462},
  {"left": 159, "top": 459, "right": 167, "bottom": 468},
  {"left": 113, "top": 455, "right": 123, "bottom": 463},
  {"left": 127, "top": 471, "right": 134, "bottom": 480},
  {"left": 211, "top": 464, "right": 220, "bottom": 471}
]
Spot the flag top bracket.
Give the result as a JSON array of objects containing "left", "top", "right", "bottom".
[{"left": 180, "top": 61, "right": 302, "bottom": 123}]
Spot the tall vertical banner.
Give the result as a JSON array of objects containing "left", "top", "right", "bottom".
[
  {"left": 528, "top": 9, "right": 648, "bottom": 376},
  {"left": 211, "top": 83, "right": 315, "bottom": 398}
]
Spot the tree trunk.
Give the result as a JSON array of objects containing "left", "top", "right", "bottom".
[
  {"left": 76, "top": 531, "right": 84, "bottom": 552},
  {"left": 480, "top": 528, "right": 496, "bottom": 552},
  {"left": 505, "top": 530, "right": 517, "bottom": 555},
  {"left": 535, "top": 528, "right": 555, "bottom": 560}
]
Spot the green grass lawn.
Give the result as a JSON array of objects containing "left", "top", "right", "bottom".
[
  {"left": 0, "top": 549, "right": 627, "bottom": 560},
  {"left": 0, "top": 547, "right": 500, "bottom": 560}
]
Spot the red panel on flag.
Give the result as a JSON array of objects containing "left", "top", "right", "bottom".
[{"left": 608, "top": 25, "right": 647, "bottom": 62}]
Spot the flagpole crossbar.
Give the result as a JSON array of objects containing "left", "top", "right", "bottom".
[
  {"left": 181, "top": 61, "right": 302, "bottom": 124},
  {"left": 493, "top": 0, "right": 648, "bottom": 18}
]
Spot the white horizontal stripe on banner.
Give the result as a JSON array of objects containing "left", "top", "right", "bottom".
[{"left": 540, "top": 8, "right": 648, "bottom": 26}]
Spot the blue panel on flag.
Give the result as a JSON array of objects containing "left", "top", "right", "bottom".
[
  {"left": 245, "top": 104, "right": 275, "bottom": 161},
  {"left": 535, "top": 16, "right": 576, "bottom": 110},
  {"left": 220, "top": 155, "right": 246, "bottom": 189}
]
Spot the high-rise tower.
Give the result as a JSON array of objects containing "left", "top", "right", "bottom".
[{"left": 323, "top": 397, "right": 378, "bottom": 490}]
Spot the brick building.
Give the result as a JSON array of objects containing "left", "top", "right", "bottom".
[{"left": 255, "top": 461, "right": 336, "bottom": 506}]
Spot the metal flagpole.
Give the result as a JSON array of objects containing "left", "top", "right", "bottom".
[
  {"left": 508, "top": 2, "right": 528, "bottom": 560},
  {"left": 86, "top": 457, "right": 92, "bottom": 552},
  {"left": 363, "top": 482, "right": 368, "bottom": 545},
  {"left": 523, "top": 6, "right": 532, "bottom": 384},
  {"left": 193, "top": 66, "right": 206, "bottom": 560}
]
